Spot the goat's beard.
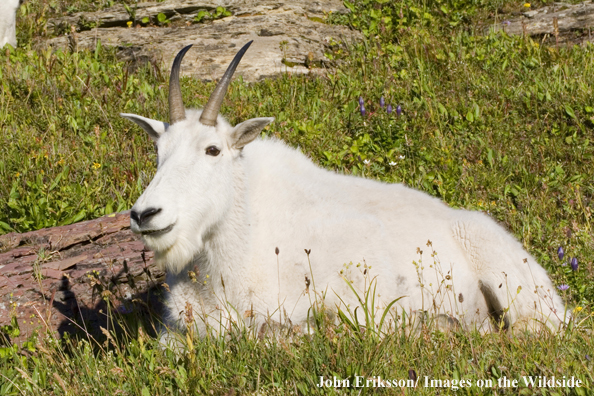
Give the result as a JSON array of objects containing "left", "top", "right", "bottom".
[{"left": 149, "top": 234, "right": 203, "bottom": 275}]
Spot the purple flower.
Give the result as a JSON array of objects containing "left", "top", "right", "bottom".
[
  {"left": 387, "top": 104, "right": 393, "bottom": 114},
  {"left": 502, "top": 20, "right": 511, "bottom": 26},
  {"left": 359, "top": 96, "right": 364, "bottom": 106},
  {"left": 557, "top": 246, "right": 564, "bottom": 260},
  {"left": 557, "top": 284, "right": 569, "bottom": 291},
  {"left": 571, "top": 257, "right": 578, "bottom": 271},
  {"left": 396, "top": 105, "right": 402, "bottom": 116},
  {"left": 380, "top": 96, "right": 385, "bottom": 108},
  {"left": 360, "top": 104, "right": 366, "bottom": 117},
  {"left": 586, "top": 355, "right": 591, "bottom": 361},
  {"left": 117, "top": 304, "right": 133, "bottom": 314}
]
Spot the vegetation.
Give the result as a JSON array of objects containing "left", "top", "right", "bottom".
[{"left": 0, "top": 0, "right": 593, "bottom": 394}]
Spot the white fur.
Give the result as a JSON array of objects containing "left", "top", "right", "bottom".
[
  {"left": 0, "top": 0, "right": 20, "bottom": 49},
  {"left": 122, "top": 108, "right": 567, "bottom": 340}
]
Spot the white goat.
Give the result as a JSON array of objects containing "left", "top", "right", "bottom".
[
  {"left": 0, "top": 0, "right": 21, "bottom": 49},
  {"left": 121, "top": 42, "right": 567, "bottom": 341}
]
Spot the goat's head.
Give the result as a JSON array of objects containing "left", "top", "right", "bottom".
[{"left": 121, "top": 41, "right": 274, "bottom": 271}]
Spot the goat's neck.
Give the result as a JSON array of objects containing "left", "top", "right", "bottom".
[{"left": 201, "top": 162, "right": 251, "bottom": 303}]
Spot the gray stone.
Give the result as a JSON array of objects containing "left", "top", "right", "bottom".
[
  {"left": 493, "top": 1, "right": 594, "bottom": 44},
  {"left": 42, "top": 0, "right": 362, "bottom": 82}
]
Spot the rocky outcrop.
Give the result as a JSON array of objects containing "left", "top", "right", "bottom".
[
  {"left": 0, "top": 212, "right": 165, "bottom": 343},
  {"left": 493, "top": 1, "right": 594, "bottom": 44},
  {"left": 42, "top": 0, "right": 362, "bottom": 82}
]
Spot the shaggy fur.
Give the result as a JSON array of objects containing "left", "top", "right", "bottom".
[
  {"left": 122, "top": 108, "right": 567, "bottom": 341},
  {"left": 0, "top": 0, "right": 21, "bottom": 49}
]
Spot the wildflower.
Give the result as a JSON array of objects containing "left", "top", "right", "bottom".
[
  {"left": 587, "top": 355, "right": 591, "bottom": 361},
  {"left": 573, "top": 306, "right": 583, "bottom": 313},
  {"left": 117, "top": 305, "right": 133, "bottom": 314},
  {"left": 380, "top": 96, "right": 385, "bottom": 108},
  {"left": 557, "top": 284, "right": 569, "bottom": 291},
  {"left": 188, "top": 270, "right": 197, "bottom": 283},
  {"left": 363, "top": 159, "right": 370, "bottom": 165},
  {"left": 358, "top": 96, "right": 364, "bottom": 106},
  {"left": 571, "top": 257, "right": 578, "bottom": 271},
  {"left": 502, "top": 20, "right": 511, "bottom": 26},
  {"left": 15, "top": 172, "right": 20, "bottom": 177},
  {"left": 127, "top": 21, "right": 133, "bottom": 28},
  {"left": 524, "top": 2, "right": 530, "bottom": 7},
  {"left": 557, "top": 246, "right": 564, "bottom": 260},
  {"left": 92, "top": 162, "right": 101, "bottom": 170},
  {"left": 389, "top": 161, "right": 397, "bottom": 166},
  {"left": 396, "top": 104, "right": 402, "bottom": 116},
  {"left": 360, "top": 104, "right": 366, "bottom": 117},
  {"left": 399, "top": 155, "right": 406, "bottom": 160},
  {"left": 387, "top": 104, "right": 393, "bottom": 114}
]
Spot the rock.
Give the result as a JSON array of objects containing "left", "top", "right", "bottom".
[
  {"left": 41, "top": 0, "right": 362, "bottom": 82},
  {"left": 493, "top": 1, "right": 594, "bottom": 44},
  {"left": 0, "top": 212, "right": 165, "bottom": 344}
]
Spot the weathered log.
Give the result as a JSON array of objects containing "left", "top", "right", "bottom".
[
  {"left": 492, "top": 1, "right": 594, "bottom": 44},
  {"left": 41, "top": 0, "right": 362, "bottom": 82},
  {"left": 0, "top": 212, "right": 165, "bottom": 343}
]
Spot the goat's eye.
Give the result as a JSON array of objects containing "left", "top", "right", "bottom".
[{"left": 206, "top": 146, "right": 220, "bottom": 156}]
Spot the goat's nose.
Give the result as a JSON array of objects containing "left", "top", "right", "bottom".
[{"left": 131, "top": 207, "right": 162, "bottom": 226}]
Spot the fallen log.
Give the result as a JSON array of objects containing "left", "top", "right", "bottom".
[{"left": 0, "top": 212, "right": 165, "bottom": 344}]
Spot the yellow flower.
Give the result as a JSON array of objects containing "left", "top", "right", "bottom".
[
  {"left": 524, "top": 2, "right": 530, "bottom": 7},
  {"left": 127, "top": 21, "right": 133, "bottom": 28},
  {"left": 92, "top": 162, "right": 101, "bottom": 170},
  {"left": 57, "top": 159, "right": 65, "bottom": 166},
  {"left": 574, "top": 306, "right": 583, "bottom": 313},
  {"left": 15, "top": 172, "right": 20, "bottom": 177}
]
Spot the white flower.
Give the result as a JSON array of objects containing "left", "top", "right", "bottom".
[
  {"left": 399, "top": 155, "right": 406, "bottom": 160},
  {"left": 389, "top": 161, "right": 397, "bottom": 166},
  {"left": 363, "top": 159, "right": 371, "bottom": 165}
]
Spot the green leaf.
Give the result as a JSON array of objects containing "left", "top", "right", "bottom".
[
  {"left": 344, "top": 1, "right": 355, "bottom": 12},
  {"left": 466, "top": 109, "right": 474, "bottom": 123},
  {"left": 0, "top": 221, "right": 12, "bottom": 231},
  {"left": 194, "top": 10, "right": 209, "bottom": 22},
  {"left": 565, "top": 104, "right": 576, "bottom": 119},
  {"left": 437, "top": 102, "right": 448, "bottom": 117},
  {"left": 49, "top": 172, "right": 63, "bottom": 191}
]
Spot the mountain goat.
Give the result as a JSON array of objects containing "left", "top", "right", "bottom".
[
  {"left": 0, "top": 0, "right": 21, "bottom": 49},
  {"left": 121, "top": 42, "right": 567, "bottom": 342}
]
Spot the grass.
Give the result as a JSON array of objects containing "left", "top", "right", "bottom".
[{"left": 1, "top": 0, "right": 593, "bottom": 393}]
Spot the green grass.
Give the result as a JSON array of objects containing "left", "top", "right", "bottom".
[{"left": 1, "top": 0, "right": 594, "bottom": 393}]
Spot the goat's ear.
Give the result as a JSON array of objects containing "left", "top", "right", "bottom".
[
  {"left": 230, "top": 117, "right": 275, "bottom": 149},
  {"left": 120, "top": 113, "right": 168, "bottom": 141}
]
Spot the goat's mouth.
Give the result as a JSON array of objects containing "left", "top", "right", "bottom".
[{"left": 140, "top": 223, "right": 174, "bottom": 236}]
